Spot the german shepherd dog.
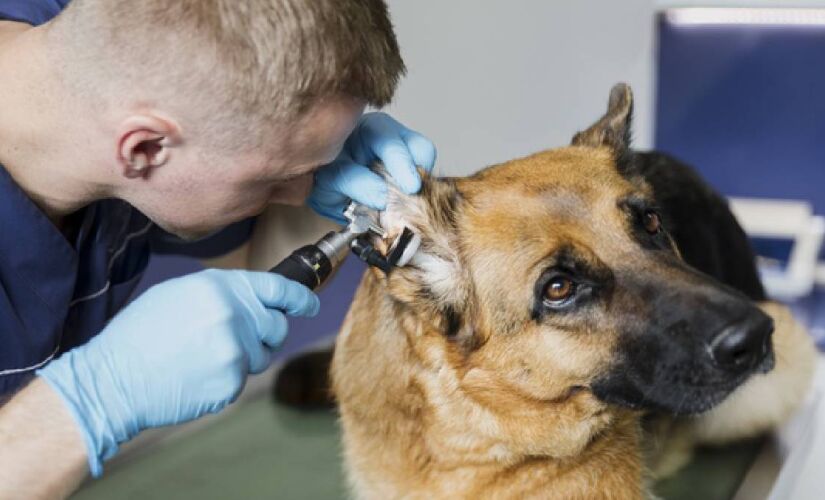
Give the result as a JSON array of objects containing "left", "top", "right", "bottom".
[{"left": 320, "top": 84, "right": 816, "bottom": 498}]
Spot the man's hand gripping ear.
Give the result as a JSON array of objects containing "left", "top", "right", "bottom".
[{"left": 308, "top": 112, "right": 437, "bottom": 223}]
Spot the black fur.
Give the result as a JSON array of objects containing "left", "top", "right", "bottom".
[
  {"left": 443, "top": 306, "right": 463, "bottom": 338},
  {"left": 631, "top": 151, "right": 766, "bottom": 301},
  {"left": 591, "top": 150, "right": 774, "bottom": 415}
]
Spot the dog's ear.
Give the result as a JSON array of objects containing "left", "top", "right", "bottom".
[
  {"left": 375, "top": 170, "right": 475, "bottom": 343},
  {"left": 571, "top": 83, "right": 633, "bottom": 152}
]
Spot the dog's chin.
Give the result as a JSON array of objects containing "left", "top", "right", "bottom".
[
  {"left": 591, "top": 351, "right": 776, "bottom": 416},
  {"left": 591, "top": 382, "right": 738, "bottom": 415}
]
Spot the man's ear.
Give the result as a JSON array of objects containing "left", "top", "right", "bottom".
[
  {"left": 117, "top": 114, "right": 182, "bottom": 179},
  {"left": 571, "top": 83, "right": 633, "bottom": 152}
]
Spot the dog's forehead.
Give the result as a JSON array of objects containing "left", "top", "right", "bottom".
[{"left": 461, "top": 147, "right": 637, "bottom": 231}]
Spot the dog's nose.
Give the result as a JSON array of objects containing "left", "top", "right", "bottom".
[{"left": 709, "top": 311, "right": 774, "bottom": 372}]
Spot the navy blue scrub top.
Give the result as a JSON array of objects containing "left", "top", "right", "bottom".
[{"left": 0, "top": 2, "right": 254, "bottom": 395}]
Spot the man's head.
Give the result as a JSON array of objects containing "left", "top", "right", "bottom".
[{"left": 45, "top": 0, "right": 404, "bottom": 237}]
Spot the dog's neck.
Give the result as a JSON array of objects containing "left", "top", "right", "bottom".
[{"left": 332, "top": 270, "right": 646, "bottom": 499}]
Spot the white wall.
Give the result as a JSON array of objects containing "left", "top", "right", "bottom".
[{"left": 384, "top": 0, "right": 825, "bottom": 177}]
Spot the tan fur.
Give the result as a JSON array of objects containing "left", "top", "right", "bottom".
[
  {"left": 332, "top": 88, "right": 816, "bottom": 498},
  {"left": 334, "top": 269, "right": 644, "bottom": 500}
]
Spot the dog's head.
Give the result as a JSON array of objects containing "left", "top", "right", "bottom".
[{"left": 372, "top": 84, "right": 774, "bottom": 416}]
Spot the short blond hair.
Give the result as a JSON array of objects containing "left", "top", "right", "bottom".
[{"left": 48, "top": 0, "right": 405, "bottom": 148}]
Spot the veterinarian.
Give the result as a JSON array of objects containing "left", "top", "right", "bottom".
[{"left": 0, "top": 1, "right": 435, "bottom": 496}]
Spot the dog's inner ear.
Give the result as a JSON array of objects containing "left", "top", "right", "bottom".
[
  {"left": 571, "top": 83, "right": 634, "bottom": 153},
  {"left": 377, "top": 173, "right": 474, "bottom": 342}
]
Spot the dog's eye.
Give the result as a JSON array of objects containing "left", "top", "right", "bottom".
[
  {"left": 544, "top": 276, "right": 575, "bottom": 303},
  {"left": 643, "top": 210, "right": 661, "bottom": 234}
]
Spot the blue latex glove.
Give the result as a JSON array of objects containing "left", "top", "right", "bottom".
[
  {"left": 309, "top": 112, "right": 437, "bottom": 224},
  {"left": 37, "top": 269, "right": 319, "bottom": 477}
]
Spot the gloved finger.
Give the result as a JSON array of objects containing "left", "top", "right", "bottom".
[
  {"left": 241, "top": 307, "right": 285, "bottom": 373},
  {"left": 241, "top": 271, "right": 320, "bottom": 317},
  {"left": 307, "top": 196, "right": 349, "bottom": 226},
  {"left": 230, "top": 315, "right": 275, "bottom": 375},
  {"left": 307, "top": 166, "right": 350, "bottom": 224},
  {"left": 245, "top": 334, "right": 275, "bottom": 374},
  {"left": 258, "top": 309, "right": 289, "bottom": 349},
  {"left": 358, "top": 114, "right": 421, "bottom": 194},
  {"left": 252, "top": 345, "right": 277, "bottom": 375},
  {"left": 400, "top": 128, "right": 437, "bottom": 173},
  {"left": 344, "top": 126, "right": 371, "bottom": 167},
  {"left": 315, "top": 160, "right": 388, "bottom": 210}
]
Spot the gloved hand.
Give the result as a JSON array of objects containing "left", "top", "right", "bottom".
[
  {"left": 37, "top": 269, "right": 319, "bottom": 477},
  {"left": 308, "top": 112, "right": 437, "bottom": 224}
]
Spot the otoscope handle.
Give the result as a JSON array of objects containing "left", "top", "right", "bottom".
[{"left": 268, "top": 245, "right": 332, "bottom": 291}]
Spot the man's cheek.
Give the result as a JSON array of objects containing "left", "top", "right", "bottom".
[{"left": 269, "top": 173, "right": 314, "bottom": 206}]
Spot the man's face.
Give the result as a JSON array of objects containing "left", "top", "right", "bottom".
[{"left": 130, "top": 96, "right": 365, "bottom": 239}]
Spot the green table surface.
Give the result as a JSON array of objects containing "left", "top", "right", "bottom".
[
  {"left": 74, "top": 397, "right": 761, "bottom": 500},
  {"left": 74, "top": 398, "right": 346, "bottom": 500}
]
